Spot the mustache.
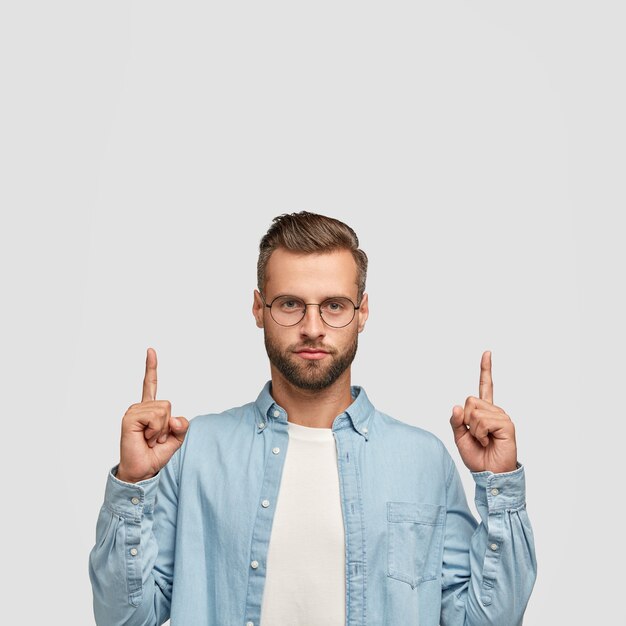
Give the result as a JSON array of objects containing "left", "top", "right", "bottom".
[{"left": 290, "top": 342, "right": 336, "bottom": 354}]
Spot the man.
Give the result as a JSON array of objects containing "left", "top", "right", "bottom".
[{"left": 89, "top": 212, "right": 537, "bottom": 626}]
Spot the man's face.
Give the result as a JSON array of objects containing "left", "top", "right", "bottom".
[{"left": 252, "top": 248, "right": 369, "bottom": 392}]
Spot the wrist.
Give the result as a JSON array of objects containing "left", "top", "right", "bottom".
[
  {"left": 472, "top": 461, "right": 521, "bottom": 476},
  {"left": 115, "top": 464, "right": 156, "bottom": 484}
]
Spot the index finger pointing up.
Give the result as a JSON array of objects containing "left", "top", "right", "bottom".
[
  {"left": 142, "top": 347, "right": 158, "bottom": 402},
  {"left": 479, "top": 350, "right": 493, "bottom": 403}
]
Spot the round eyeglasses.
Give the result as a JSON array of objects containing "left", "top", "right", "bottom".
[{"left": 262, "top": 294, "right": 360, "bottom": 328}]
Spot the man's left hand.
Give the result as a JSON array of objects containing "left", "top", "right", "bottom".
[{"left": 450, "top": 351, "right": 518, "bottom": 474}]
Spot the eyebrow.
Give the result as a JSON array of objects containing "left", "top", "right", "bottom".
[{"left": 270, "top": 293, "right": 356, "bottom": 302}]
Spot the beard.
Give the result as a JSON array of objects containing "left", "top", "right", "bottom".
[{"left": 264, "top": 331, "right": 358, "bottom": 391}]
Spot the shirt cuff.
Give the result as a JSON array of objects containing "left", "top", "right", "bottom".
[
  {"left": 471, "top": 463, "right": 526, "bottom": 511},
  {"left": 104, "top": 464, "right": 161, "bottom": 521}
]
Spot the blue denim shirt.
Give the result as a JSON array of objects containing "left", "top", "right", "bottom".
[{"left": 89, "top": 382, "right": 536, "bottom": 626}]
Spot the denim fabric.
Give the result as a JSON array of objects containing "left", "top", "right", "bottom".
[{"left": 89, "top": 382, "right": 536, "bottom": 625}]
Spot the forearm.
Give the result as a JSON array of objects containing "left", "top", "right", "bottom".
[
  {"left": 441, "top": 464, "right": 537, "bottom": 626},
  {"left": 88, "top": 467, "right": 172, "bottom": 626}
]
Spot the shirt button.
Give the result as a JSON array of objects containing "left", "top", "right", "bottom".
[
  {"left": 251, "top": 560, "right": 259, "bottom": 569},
  {"left": 246, "top": 622, "right": 254, "bottom": 626},
  {"left": 362, "top": 427, "right": 368, "bottom": 434},
  {"left": 130, "top": 548, "right": 138, "bottom": 556},
  {"left": 273, "top": 410, "right": 280, "bottom": 417},
  {"left": 131, "top": 497, "right": 140, "bottom": 505},
  {"left": 261, "top": 499, "right": 270, "bottom": 508},
  {"left": 490, "top": 543, "right": 498, "bottom": 551},
  {"left": 258, "top": 422, "right": 266, "bottom": 429},
  {"left": 272, "top": 447, "right": 280, "bottom": 454},
  {"left": 490, "top": 488, "right": 499, "bottom": 496}
]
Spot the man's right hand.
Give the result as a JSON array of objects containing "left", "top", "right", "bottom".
[{"left": 116, "top": 347, "right": 189, "bottom": 483}]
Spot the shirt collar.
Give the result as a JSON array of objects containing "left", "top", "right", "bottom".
[{"left": 254, "top": 380, "right": 374, "bottom": 440}]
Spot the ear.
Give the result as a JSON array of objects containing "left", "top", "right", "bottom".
[
  {"left": 357, "top": 292, "right": 369, "bottom": 333},
  {"left": 252, "top": 289, "right": 265, "bottom": 328}
]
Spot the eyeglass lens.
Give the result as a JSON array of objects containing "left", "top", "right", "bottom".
[{"left": 269, "top": 296, "right": 356, "bottom": 328}]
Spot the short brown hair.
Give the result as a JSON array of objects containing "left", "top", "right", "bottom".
[{"left": 257, "top": 211, "right": 368, "bottom": 302}]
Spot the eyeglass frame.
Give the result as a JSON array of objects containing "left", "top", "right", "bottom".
[{"left": 260, "top": 293, "right": 361, "bottom": 328}]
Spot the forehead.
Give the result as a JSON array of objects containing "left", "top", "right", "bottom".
[{"left": 264, "top": 248, "right": 358, "bottom": 298}]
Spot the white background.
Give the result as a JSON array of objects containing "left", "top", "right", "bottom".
[{"left": 2, "top": 2, "right": 624, "bottom": 624}]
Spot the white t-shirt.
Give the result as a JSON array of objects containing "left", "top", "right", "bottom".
[{"left": 260, "top": 420, "right": 346, "bottom": 626}]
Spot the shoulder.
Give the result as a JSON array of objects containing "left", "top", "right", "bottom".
[
  {"left": 176, "top": 400, "right": 259, "bottom": 469},
  {"left": 355, "top": 386, "right": 450, "bottom": 459},
  {"left": 187, "top": 400, "right": 258, "bottom": 433},
  {"left": 373, "top": 409, "right": 452, "bottom": 460}
]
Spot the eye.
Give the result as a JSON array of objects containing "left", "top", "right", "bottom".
[
  {"left": 276, "top": 297, "right": 304, "bottom": 312},
  {"left": 322, "top": 299, "right": 347, "bottom": 313}
]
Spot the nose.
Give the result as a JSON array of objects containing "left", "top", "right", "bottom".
[{"left": 299, "top": 304, "right": 326, "bottom": 340}]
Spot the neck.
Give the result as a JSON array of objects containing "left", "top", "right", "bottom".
[{"left": 269, "top": 367, "right": 354, "bottom": 428}]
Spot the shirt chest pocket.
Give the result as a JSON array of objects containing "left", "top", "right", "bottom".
[{"left": 387, "top": 501, "right": 445, "bottom": 589}]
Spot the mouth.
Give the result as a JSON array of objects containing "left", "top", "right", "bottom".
[{"left": 294, "top": 349, "right": 330, "bottom": 360}]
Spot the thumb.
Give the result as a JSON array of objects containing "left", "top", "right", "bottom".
[
  {"left": 449, "top": 405, "right": 467, "bottom": 442},
  {"left": 170, "top": 415, "right": 189, "bottom": 440},
  {"left": 157, "top": 417, "right": 189, "bottom": 463}
]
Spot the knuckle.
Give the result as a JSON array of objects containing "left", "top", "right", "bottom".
[
  {"left": 123, "top": 408, "right": 137, "bottom": 422},
  {"left": 142, "top": 410, "right": 155, "bottom": 422}
]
